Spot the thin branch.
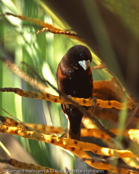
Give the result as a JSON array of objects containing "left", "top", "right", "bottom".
[
  {"left": 0, "top": 87, "right": 135, "bottom": 109},
  {"left": 0, "top": 158, "right": 64, "bottom": 174},
  {"left": 0, "top": 58, "right": 50, "bottom": 93},
  {"left": 0, "top": 12, "right": 84, "bottom": 42},
  {"left": 0, "top": 124, "right": 136, "bottom": 159},
  {"left": 0, "top": 124, "right": 139, "bottom": 173},
  {"left": 1, "top": 115, "right": 139, "bottom": 140}
]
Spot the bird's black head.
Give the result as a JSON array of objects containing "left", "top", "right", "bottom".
[{"left": 65, "top": 45, "right": 92, "bottom": 71}]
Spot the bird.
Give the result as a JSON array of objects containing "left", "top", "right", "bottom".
[{"left": 56, "top": 45, "right": 93, "bottom": 140}]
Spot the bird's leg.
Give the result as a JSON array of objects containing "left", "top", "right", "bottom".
[
  {"left": 65, "top": 95, "right": 72, "bottom": 111},
  {"left": 89, "top": 96, "right": 97, "bottom": 112}
]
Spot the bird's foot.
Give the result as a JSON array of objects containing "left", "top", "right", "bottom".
[
  {"left": 65, "top": 95, "right": 72, "bottom": 110},
  {"left": 89, "top": 96, "right": 97, "bottom": 112}
]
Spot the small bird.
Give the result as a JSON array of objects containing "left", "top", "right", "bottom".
[{"left": 56, "top": 45, "right": 93, "bottom": 140}]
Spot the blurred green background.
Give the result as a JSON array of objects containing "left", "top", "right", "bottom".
[
  {"left": 0, "top": 0, "right": 77, "bottom": 170},
  {"left": 0, "top": 0, "right": 105, "bottom": 171}
]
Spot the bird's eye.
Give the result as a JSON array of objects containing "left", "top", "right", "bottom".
[{"left": 79, "top": 53, "right": 83, "bottom": 58}]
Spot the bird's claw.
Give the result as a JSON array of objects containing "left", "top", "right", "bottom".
[{"left": 58, "top": 128, "right": 68, "bottom": 138}]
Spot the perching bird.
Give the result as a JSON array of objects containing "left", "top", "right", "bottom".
[{"left": 56, "top": 45, "right": 93, "bottom": 140}]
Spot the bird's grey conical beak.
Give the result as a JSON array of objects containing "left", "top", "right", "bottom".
[{"left": 78, "top": 60, "right": 90, "bottom": 70}]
